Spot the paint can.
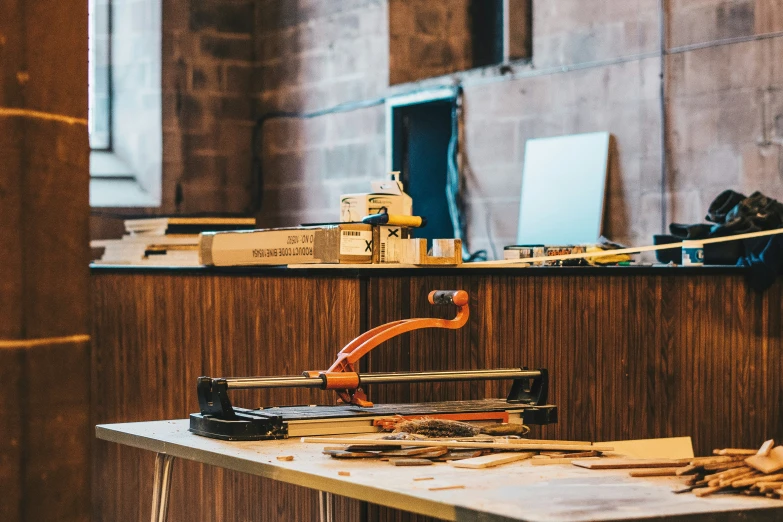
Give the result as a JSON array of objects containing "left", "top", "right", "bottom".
[
  {"left": 681, "top": 240, "right": 704, "bottom": 266},
  {"left": 503, "top": 245, "right": 545, "bottom": 264}
]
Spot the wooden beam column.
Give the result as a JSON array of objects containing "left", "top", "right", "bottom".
[{"left": 0, "top": 0, "right": 91, "bottom": 521}]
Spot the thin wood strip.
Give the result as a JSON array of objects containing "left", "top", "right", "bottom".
[
  {"left": 676, "top": 464, "right": 700, "bottom": 476},
  {"left": 719, "top": 470, "right": 759, "bottom": 487},
  {"left": 715, "top": 449, "right": 758, "bottom": 456},
  {"left": 732, "top": 473, "right": 783, "bottom": 488},
  {"left": 301, "top": 437, "right": 611, "bottom": 452},
  {"left": 704, "top": 466, "right": 751, "bottom": 482},
  {"left": 694, "top": 485, "right": 727, "bottom": 497},
  {"left": 572, "top": 458, "right": 684, "bottom": 470},
  {"left": 629, "top": 467, "right": 682, "bottom": 477},
  {"left": 704, "top": 460, "right": 748, "bottom": 471},
  {"left": 470, "top": 228, "right": 783, "bottom": 267},
  {"left": 531, "top": 457, "right": 601, "bottom": 466}
]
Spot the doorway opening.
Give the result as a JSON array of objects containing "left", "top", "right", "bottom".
[{"left": 387, "top": 90, "right": 458, "bottom": 247}]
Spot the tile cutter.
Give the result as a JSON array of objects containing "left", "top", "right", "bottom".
[{"left": 190, "top": 290, "right": 557, "bottom": 440}]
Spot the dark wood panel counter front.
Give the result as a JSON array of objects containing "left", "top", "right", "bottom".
[{"left": 90, "top": 266, "right": 783, "bottom": 522}]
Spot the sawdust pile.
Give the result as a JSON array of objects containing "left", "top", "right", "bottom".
[{"left": 392, "top": 419, "right": 480, "bottom": 438}]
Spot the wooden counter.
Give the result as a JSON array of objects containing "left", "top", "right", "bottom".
[{"left": 90, "top": 266, "right": 783, "bottom": 521}]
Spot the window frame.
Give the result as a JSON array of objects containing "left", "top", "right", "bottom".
[{"left": 89, "top": 0, "right": 162, "bottom": 208}]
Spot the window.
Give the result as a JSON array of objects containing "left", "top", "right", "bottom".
[
  {"left": 89, "top": 0, "right": 111, "bottom": 150},
  {"left": 89, "top": 0, "right": 162, "bottom": 207},
  {"left": 388, "top": 0, "right": 532, "bottom": 85}
]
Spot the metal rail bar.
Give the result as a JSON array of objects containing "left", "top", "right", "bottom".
[{"left": 225, "top": 369, "right": 540, "bottom": 390}]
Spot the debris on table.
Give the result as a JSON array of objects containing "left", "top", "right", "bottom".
[
  {"left": 311, "top": 433, "right": 611, "bottom": 466},
  {"left": 276, "top": 455, "right": 294, "bottom": 461},
  {"left": 387, "top": 418, "right": 530, "bottom": 438},
  {"left": 627, "top": 440, "right": 783, "bottom": 499},
  {"left": 337, "top": 471, "right": 351, "bottom": 476},
  {"left": 391, "top": 458, "right": 434, "bottom": 466},
  {"left": 428, "top": 485, "right": 465, "bottom": 491},
  {"left": 393, "top": 419, "right": 479, "bottom": 438}
]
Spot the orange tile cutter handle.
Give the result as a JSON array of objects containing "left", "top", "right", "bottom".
[{"left": 304, "top": 290, "right": 469, "bottom": 406}]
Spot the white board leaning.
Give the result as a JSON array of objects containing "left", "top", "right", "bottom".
[{"left": 516, "top": 132, "right": 610, "bottom": 245}]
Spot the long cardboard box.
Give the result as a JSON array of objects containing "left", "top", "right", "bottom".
[{"left": 199, "top": 224, "right": 373, "bottom": 266}]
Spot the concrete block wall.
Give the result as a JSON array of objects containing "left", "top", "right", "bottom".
[
  {"left": 253, "top": 0, "right": 389, "bottom": 227},
  {"left": 462, "top": 0, "right": 664, "bottom": 252},
  {"left": 161, "top": 0, "right": 257, "bottom": 214},
  {"left": 251, "top": 0, "right": 783, "bottom": 255},
  {"left": 666, "top": 0, "right": 783, "bottom": 226}
]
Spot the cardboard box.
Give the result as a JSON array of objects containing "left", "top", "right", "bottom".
[
  {"left": 200, "top": 224, "right": 373, "bottom": 266},
  {"left": 373, "top": 226, "right": 411, "bottom": 263},
  {"left": 340, "top": 174, "right": 413, "bottom": 222}
]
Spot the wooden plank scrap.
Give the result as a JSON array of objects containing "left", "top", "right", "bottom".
[
  {"left": 703, "top": 460, "right": 747, "bottom": 471},
  {"left": 601, "top": 437, "right": 693, "bottom": 460},
  {"left": 673, "top": 485, "right": 697, "bottom": 494},
  {"left": 719, "top": 470, "right": 758, "bottom": 487},
  {"left": 327, "top": 450, "right": 381, "bottom": 459},
  {"left": 428, "top": 485, "right": 465, "bottom": 491},
  {"left": 572, "top": 458, "right": 682, "bottom": 470},
  {"left": 507, "top": 438, "right": 592, "bottom": 446},
  {"left": 413, "top": 447, "right": 449, "bottom": 459},
  {"left": 531, "top": 457, "right": 601, "bottom": 466},
  {"left": 693, "top": 485, "right": 727, "bottom": 497},
  {"left": 704, "top": 466, "right": 751, "bottom": 482},
  {"left": 629, "top": 467, "right": 683, "bottom": 477},
  {"left": 714, "top": 449, "right": 758, "bottom": 456},
  {"left": 757, "top": 440, "right": 775, "bottom": 457},
  {"left": 346, "top": 444, "right": 402, "bottom": 452},
  {"left": 378, "top": 446, "right": 445, "bottom": 457},
  {"left": 451, "top": 452, "right": 534, "bottom": 469},
  {"left": 690, "top": 456, "right": 744, "bottom": 465},
  {"left": 732, "top": 473, "right": 783, "bottom": 488},
  {"left": 558, "top": 450, "right": 599, "bottom": 458},
  {"left": 431, "top": 450, "right": 483, "bottom": 462},
  {"left": 758, "top": 482, "right": 783, "bottom": 493},
  {"left": 675, "top": 464, "right": 700, "bottom": 476},
  {"left": 391, "top": 458, "right": 434, "bottom": 466},
  {"left": 746, "top": 447, "right": 783, "bottom": 474}
]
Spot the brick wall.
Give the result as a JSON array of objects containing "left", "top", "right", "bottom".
[{"left": 91, "top": 0, "right": 783, "bottom": 261}]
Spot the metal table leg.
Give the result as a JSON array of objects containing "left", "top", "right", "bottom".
[
  {"left": 318, "top": 490, "right": 334, "bottom": 522},
  {"left": 150, "top": 453, "right": 175, "bottom": 522}
]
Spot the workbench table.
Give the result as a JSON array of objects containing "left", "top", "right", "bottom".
[{"left": 97, "top": 420, "right": 783, "bottom": 522}]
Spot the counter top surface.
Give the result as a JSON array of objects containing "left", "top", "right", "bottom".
[
  {"left": 90, "top": 263, "right": 752, "bottom": 277},
  {"left": 97, "top": 420, "right": 783, "bottom": 522}
]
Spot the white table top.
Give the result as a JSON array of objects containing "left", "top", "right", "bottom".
[{"left": 97, "top": 420, "right": 783, "bottom": 522}]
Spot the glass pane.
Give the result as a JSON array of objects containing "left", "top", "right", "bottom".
[{"left": 89, "top": 0, "right": 111, "bottom": 150}]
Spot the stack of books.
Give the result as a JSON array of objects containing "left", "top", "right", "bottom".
[{"left": 91, "top": 217, "right": 256, "bottom": 266}]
